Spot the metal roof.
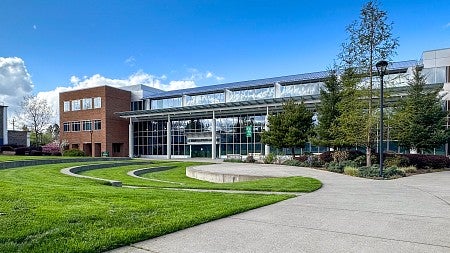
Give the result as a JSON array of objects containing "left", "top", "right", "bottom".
[
  {"left": 144, "top": 60, "right": 418, "bottom": 100},
  {"left": 117, "top": 95, "right": 321, "bottom": 121}
]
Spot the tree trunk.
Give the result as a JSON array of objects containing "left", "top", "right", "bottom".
[
  {"left": 366, "top": 146, "right": 371, "bottom": 166},
  {"left": 291, "top": 147, "right": 295, "bottom": 159}
]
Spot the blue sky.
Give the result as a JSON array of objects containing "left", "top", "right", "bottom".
[{"left": 0, "top": 0, "right": 449, "bottom": 123}]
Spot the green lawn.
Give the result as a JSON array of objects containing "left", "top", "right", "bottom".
[
  {"left": 0, "top": 155, "right": 68, "bottom": 162},
  {"left": 80, "top": 161, "right": 322, "bottom": 192},
  {"left": 0, "top": 160, "right": 321, "bottom": 253}
]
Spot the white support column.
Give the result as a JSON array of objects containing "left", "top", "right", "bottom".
[
  {"left": 274, "top": 82, "right": 282, "bottom": 98},
  {"left": 265, "top": 106, "right": 270, "bottom": 155},
  {"left": 128, "top": 118, "right": 134, "bottom": 158},
  {"left": 211, "top": 111, "right": 216, "bottom": 159},
  {"left": 2, "top": 106, "right": 8, "bottom": 145},
  {"left": 166, "top": 115, "right": 172, "bottom": 159}
]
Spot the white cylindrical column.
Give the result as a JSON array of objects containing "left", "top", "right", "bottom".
[
  {"left": 211, "top": 111, "right": 216, "bottom": 159},
  {"left": 264, "top": 106, "right": 270, "bottom": 155},
  {"left": 128, "top": 118, "right": 134, "bottom": 158},
  {"left": 167, "top": 116, "right": 172, "bottom": 159}
]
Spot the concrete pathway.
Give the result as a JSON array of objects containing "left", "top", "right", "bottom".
[{"left": 109, "top": 163, "right": 450, "bottom": 253}]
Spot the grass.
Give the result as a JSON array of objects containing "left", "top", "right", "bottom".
[
  {"left": 80, "top": 160, "right": 322, "bottom": 192},
  {"left": 0, "top": 155, "right": 68, "bottom": 162},
  {"left": 0, "top": 159, "right": 322, "bottom": 252}
]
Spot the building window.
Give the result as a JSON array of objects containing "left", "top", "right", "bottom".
[
  {"left": 83, "top": 98, "right": 93, "bottom": 110},
  {"left": 94, "top": 97, "right": 101, "bottom": 109},
  {"left": 82, "top": 120, "right": 92, "bottom": 131},
  {"left": 63, "top": 122, "right": 70, "bottom": 132},
  {"left": 112, "top": 143, "right": 122, "bottom": 153},
  {"left": 71, "top": 121, "right": 81, "bottom": 132},
  {"left": 63, "top": 101, "right": 71, "bottom": 112},
  {"left": 72, "top": 100, "right": 81, "bottom": 111},
  {"left": 93, "top": 120, "right": 101, "bottom": 130}
]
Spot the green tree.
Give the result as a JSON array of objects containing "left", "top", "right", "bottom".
[
  {"left": 390, "top": 68, "right": 449, "bottom": 153},
  {"left": 339, "top": 0, "right": 399, "bottom": 165},
  {"left": 333, "top": 69, "right": 368, "bottom": 148},
  {"left": 261, "top": 100, "right": 313, "bottom": 158},
  {"left": 314, "top": 70, "right": 343, "bottom": 148}
]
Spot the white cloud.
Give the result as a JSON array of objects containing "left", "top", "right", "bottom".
[
  {"left": 0, "top": 57, "right": 34, "bottom": 127},
  {"left": 124, "top": 56, "right": 136, "bottom": 66},
  {"left": 445, "top": 22, "right": 450, "bottom": 29},
  {"left": 187, "top": 68, "right": 224, "bottom": 82},
  {"left": 167, "top": 80, "right": 196, "bottom": 90}
]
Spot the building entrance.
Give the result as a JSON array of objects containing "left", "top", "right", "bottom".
[{"left": 191, "top": 144, "right": 211, "bottom": 158}]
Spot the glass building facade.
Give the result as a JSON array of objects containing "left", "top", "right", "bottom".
[{"left": 118, "top": 48, "right": 450, "bottom": 158}]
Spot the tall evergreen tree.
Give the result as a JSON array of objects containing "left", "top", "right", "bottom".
[
  {"left": 390, "top": 68, "right": 449, "bottom": 153},
  {"left": 333, "top": 69, "right": 368, "bottom": 148},
  {"left": 261, "top": 100, "right": 313, "bottom": 158},
  {"left": 339, "top": 0, "right": 399, "bottom": 165},
  {"left": 314, "top": 70, "right": 343, "bottom": 149}
]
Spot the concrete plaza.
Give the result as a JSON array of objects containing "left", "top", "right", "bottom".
[{"left": 110, "top": 162, "right": 450, "bottom": 253}]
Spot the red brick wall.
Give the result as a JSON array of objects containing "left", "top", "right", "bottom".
[{"left": 59, "top": 86, "right": 131, "bottom": 157}]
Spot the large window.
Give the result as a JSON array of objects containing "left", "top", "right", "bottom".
[
  {"left": 63, "top": 122, "right": 70, "bottom": 132},
  {"left": 82, "top": 120, "right": 92, "bottom": 131},
  {"left": 63, "top": 101, "right": 70, "bottom": 112},
  {"left": 93, "top": 120, "right": 101, "bottom": 130},
  {"left": 71, "top": 100, "right": 81, "bottom": 111},
  {"left": 83, "top": 98, "right": 92, "bottom": 110},
  {"left": 94, "top": 97, "right": 101, "bottom": 109},
  {"left": 71, "top": 121, "right": 81, "bottom": 132},
  {"left": 151, "top": 97, "right": 182, "bottom": 109},
  {"left": 185, "top": 93, "right": 224, "bottom": 106},
  {"left": 228, "top": 87, "right": 274, "bottom": 102},
  {"left": 280, "top": 82, "right": 322, "bottom": 98}
]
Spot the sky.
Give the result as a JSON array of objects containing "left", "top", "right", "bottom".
[{"left": 0, "top": 0, "right": 449, "bottom": 127}]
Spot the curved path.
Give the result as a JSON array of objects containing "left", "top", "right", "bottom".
[{"left": 110, "top": 162, "right": 450, "bottom": 253}]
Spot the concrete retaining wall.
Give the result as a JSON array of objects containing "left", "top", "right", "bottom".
[
  {"left": 60, "top": 161, "right": 145, "bottom": 187},
  {"left": 186, "top": 166, "right": 272, "bottom": 183}
]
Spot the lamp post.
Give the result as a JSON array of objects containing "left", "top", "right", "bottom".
[{"left": 376, "top": 60, "right": 388, "bottom": 178}]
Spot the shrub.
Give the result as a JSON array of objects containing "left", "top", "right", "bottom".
[
  {"left": 326, "top": 160, "right": 356, "bottom": 173},
  {"left": 223, "top": 158, "right": 242, "bottom": 163},
  {"left": 264, "top": 153, "right": 276, "bottom": 164},
  {"left": 319, "top": 151, "right": 333, "bottom": 163},
  {"left": 402, "top": 154, "right": 450, "bottom": 169},
  {"left": 63, "top": 149, "right": 86, "bottom": 157},
  {"left": 30, "top": 150, "right": 43, "bottom": 156},
  {"left": 347, "top": 150, "right": 365, "bottom": 160},
  {"left": 384, "top": 155, "right": 409, "bottom": 167},
  {"left": 245, "top": 155, "right": 255, "bottom": 163},
  {"left": 332, "top": 151, "right": 349, "bottom": 163},
  {"left": 42, "top": 142, "right": 61, "bottom": 155},
  {"left": 344, "top": 166, "right": 359, "bottom": 176},
  {"left": 15, "top": 147, "right": 28, "bottom": 155},
  {"left": 282, "top": 159, "right": 303, "bottom": 166},
  {"left": 398, "top": 166, "right": 417, "bottom": 174},
  {"left": 358, "top": 165, "right": 380, "bottom": 178},
  {"left": 1, "top": 146, "right": 14, "bottom": 152},
  {"left": 383, "top": 166, "right": 406, "bottom": 178},
  {"left": 353, "top": 155, "right": 367, "bottom": 167},
  {"left": 293, "top": 155, "right": 308, "bottom": 162}
]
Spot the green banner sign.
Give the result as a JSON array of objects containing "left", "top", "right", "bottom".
[{"left": 246, "top": 126, "right": 252, "bottom": 137}]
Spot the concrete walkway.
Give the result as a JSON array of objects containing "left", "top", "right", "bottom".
[{"left": 109, "top": 163, "right": 450, "bottom": 253}]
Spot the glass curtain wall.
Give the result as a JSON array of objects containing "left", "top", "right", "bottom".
[{"left": 133, "top": 113, "right": 267, "bottom": 157}]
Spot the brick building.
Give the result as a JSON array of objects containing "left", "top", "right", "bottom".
[{"left": 59, "top": 86, "right": 131, "bottom": 157}]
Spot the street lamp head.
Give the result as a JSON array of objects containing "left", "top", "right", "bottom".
[{"left": 376, "top": 60, "right": 389, "bottom": 76}]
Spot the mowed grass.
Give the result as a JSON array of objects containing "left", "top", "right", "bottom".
[
  {"left": 0, "top": 155, "right": 69, "bottom": 162},
  {"left": 0, "top": 160, "right": 319, "bottom": 253},
  {"left": 80, "top": 161, "right": 323, "bottom": 192}
]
